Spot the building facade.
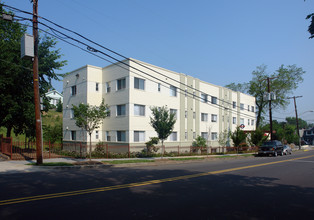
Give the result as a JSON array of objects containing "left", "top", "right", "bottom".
[{"left": 63, "top": 58, "right": 256, "bottom": 147}]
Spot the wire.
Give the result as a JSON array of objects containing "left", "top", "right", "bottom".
[{"left": 4, "top": 9, "right": 257, "bottom": 120}]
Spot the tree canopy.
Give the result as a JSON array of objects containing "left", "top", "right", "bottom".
[
  {"left": 0, "top": 6, "right": 67, "bottom": 138},
  {"left": 306, "top": 13, "right": 314, "bottom": 39},
  {"left": 72, "top": 99, "right": 109, "bottom": 159},
  {"left": 226, "top": 64, "right": 305, "bottom": 128},
  {"left": 149, "top": 106, "right": 176, "bottom": 148}
]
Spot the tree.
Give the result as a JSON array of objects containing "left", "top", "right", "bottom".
[
  {"left": 218, "top": 129, "right": 229, "bottom": 147},
  {"left": 285, "top": 117, "right": 308, "bottom": 129},
  {"left": 226, "top": 65, "right": 305, "bottom": 128},
  {"left": 230, "top": 127, "right": 247, "bottom": 153},
  {"left": 306, "top": 12, "right": 314, "bottom": 39},
  {"left": 248, "top": 128, "right": 268, "bottom": 147},
  {"left": 0, "top": 6, "right": 67, "bottom": 138},
  {"left": 72, "top": 99, "right": 109, "bottom": 160},
  {"left": 145, "top": 137, "right": 159, "bottom": 155},
  {"left": 149, "top": 106, "right": 176, "bottom": 154},
  {"left": 56, "top": 99, "right": 63, "bottom": 112}
]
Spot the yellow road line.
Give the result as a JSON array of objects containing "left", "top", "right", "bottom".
[{"left": 1, "top": 154, "right": 313, "bottom": 206}]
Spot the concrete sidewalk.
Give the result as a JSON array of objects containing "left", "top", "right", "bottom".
[{"left": 1, "top": 146, "right": 312, "bottom": 174}]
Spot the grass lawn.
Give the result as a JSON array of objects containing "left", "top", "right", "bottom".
[
  {"left": 104, "top": 159, "right": 155, "bottom": 164},
  {"left": 169, "top": 157, "right": 205, "bottom": 161}
]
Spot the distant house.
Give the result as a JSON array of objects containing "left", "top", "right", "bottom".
[
  {"left": 302, "top": 127, "right": 314, "bottom": 145},
  {"left": 45, "top": 90, "right": 63, "bottom": 106}
]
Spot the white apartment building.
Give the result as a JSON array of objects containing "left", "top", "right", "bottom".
[{"left": 63, "top": 58, "right": 256, "bottom": 147}]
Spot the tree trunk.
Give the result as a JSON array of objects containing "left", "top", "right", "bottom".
[
  {"left": 6, "top": 126, "right": 12, "bottom": 137},
  {"left": 161, "top": 139, "right": 164, "bottom": 158}
]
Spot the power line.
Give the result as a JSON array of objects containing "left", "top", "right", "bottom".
[{"left": 2, "top": 5, "right": 257, "bottom": 120}]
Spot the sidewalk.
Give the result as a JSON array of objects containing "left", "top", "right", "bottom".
[{"left": 0, "top": 147, "right": 312, "bottom": 174}]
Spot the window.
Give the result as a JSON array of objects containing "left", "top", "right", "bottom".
[
  {"left": 240, "top": 118, "right": 244, "bottom": 125},
  {"left": 158, "top": 83, "right": 161, "bottom": 92},
  {"left": 193, "top": 112, "right": 196, "bottom": 119},
  {"left": 211, "top": 96, "right": 217, "bottom": 104},
  {"left": 134, "top": 77, "right": 145, "bottom": 90},
  {"left": 106, "top": 131, "right": 111, "bottom": 141},
  {"left": 233, "top": 117, "right": 236, "bottom": 124},
  {"left": 170, "top": 85, "right": 177, "bottom": 97},
  {"left": 134, "top": 131, "right": 145, "bottom": 142},
  {"left": 117, "top": 104, "right": 126, "bottom": 116},
  {"left": 185, "top": 89, "right": 187, "bottom": 97},
  {"left": 193, "top": 91, "right": 196, "bottom": 99},
  {"left": 71, "top": 86, "right": 77, "bottom": 96},
  {"left": 70, "top": 109, "right": 74, "bottom": 119},
  {"left": 248, "top": 105, "right": 250, "bottom": 111},
  {"left": 170, "top": 109, "right": 177, "bottom": 119},
  {"left": 169, "top": 132, "right": 177, "bottom": 141},
  {"left": 117, "top": 78, "right": 126, "bottom": 90},
  {"left": 96, "top": 83, "right": 99, "bottom": 91},
  {"left": 211, "top": 132, "right": 217, "bottom": 140},
  {"left": 251, "top": 106, "right": 255, "bottom": 112},
  {"left": 193, "top": 132, "right": 196, "bottom": 139},
  {"left": 117, "top": 131, "right": 126, "bottom": 142},
  {"left": 107, "top": 108, "right": 111, "bottom": 117},
  {"left": 106, "top": 82, "right": 111, "bottom": 93},
  {"left": 211, "top": 114, "right": 217, "bottom": 122},
  {"left": 185, "top": 132, "right": 188, "bottom": 140},
  {"left": 201, "top": 113, "right": 208, "bottom": 122},
  {"left": 251, "top": 119, "right": 255, "bottom": 126},
  {"left": 185, "top": 111, "right": 188, "bottom": 118},
  {"left": 248, "top": 119, "right": 250, "bottom": 125},
  {"left": 71, "top": 131, "right": 76, "bottom": 140},
  {"left": 233, "top": 101, "right": 236, "bottom": 109},
  {"left": 240, "top": 103, "right": 244, "bottom": 110},
  {"left": 201, "top": 93, "right": 208, "bottom": 103},
  {"left": 134, "top": 104, "right": 145, "bottom": 116},
  {"left": 201, "top": 132, "right": 208, "bottom": 140},
  {"left": 95, "top": 130, "right": 99, "bottom": 139}
]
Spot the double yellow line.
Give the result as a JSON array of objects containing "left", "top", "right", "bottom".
[{"left": 1, "top": 154, "right": 313, "bottom": 206}]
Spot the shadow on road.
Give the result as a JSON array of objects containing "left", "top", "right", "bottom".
[{"left": 0, "top": 166, "right": 314, "bottom": 219}]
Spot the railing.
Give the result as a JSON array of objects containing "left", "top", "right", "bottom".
[{"left": 0, "top": 137, "right": 258, "bottom": 160}]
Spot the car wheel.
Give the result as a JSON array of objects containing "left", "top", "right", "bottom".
[
  {"left": 280, "top": 151, "right": 284, "bottom": 156},
  {"left": 274, "top": 152, "right": 277, "bottom": 157}
]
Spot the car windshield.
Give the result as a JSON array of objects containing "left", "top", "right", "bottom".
[{"left": 262, "top": 142, "right": 275, "bottom": 146}]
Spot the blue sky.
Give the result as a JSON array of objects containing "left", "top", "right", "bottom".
[{"left": 5, "top": 0, "right": 314, "bottom": 123}]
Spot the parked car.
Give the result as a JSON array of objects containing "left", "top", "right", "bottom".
[
  {"left": 283, "top": 145, "right": 292, "bottom": 155},
  {"left": 301, "top": 140, "right": 309, "bottom": 145},
  {"left": 258, "top": 140, "right": 284, "bottom": 157}
]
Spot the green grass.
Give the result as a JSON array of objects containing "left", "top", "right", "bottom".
[
  {"left": 169, "top": 157, "right": 205, "bottom": 161},
  {"left": 27, "top": 162, "right": 73, "bottom": 166},
  {"left": 104, "top": 159, "right": 155, "bottom": 164},
  {"left": 216, "top": 154, "right": 253, "bottom": 158}
]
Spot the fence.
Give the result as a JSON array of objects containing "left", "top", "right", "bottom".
[{"left": 0, "top": 137, "right": 258, "bottom": 160}]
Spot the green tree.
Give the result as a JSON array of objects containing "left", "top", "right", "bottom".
[
  {"left": 226, "top": 65, "right": 305, "bottom": 128},
  {"left": 56, "top": 99, "right": 63, "bottom": 112},
  {"left": 72, "top": 99, "right": 109, "bottom": 160},
  {"left": 149, "top": 106, "right": 176, "bottom": 154},
  {"left": 248, "top": 128, "right": 268, "bottom": 147},
  {"left": 285, "top": 117, "right": 308, "bottom": 129},
  {"left": 145, "top": 137, "right": 159, "bottom": 155},
  {"left": 218, "top": 129, "right": 229, "bottom": 147},
  {"left": 0, "top": 6, "right": 67, "bottom": 138},
  {"left": 192, "top": 135, "right": 207, "bottom": 147},
  {"left": 230, "top": 127, "right": 247, "bottom": 153}
]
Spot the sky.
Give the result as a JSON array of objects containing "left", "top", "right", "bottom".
[{"left": 4, "top": 0, "right": 314, "bottom": 124}]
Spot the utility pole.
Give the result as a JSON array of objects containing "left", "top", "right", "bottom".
[
  {"left": 288, "top": 96, "right": 303, "bottom": 150},
  {"left": 265, "top": 77, "right": 277, "bottom": 141},
  {"left": 33, "top": 0, "right": 43, "bottom": 164}
]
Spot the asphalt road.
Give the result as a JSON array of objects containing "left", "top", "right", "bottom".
[{"left": 1, "top": 151, "right": 314, "bottom": 219}]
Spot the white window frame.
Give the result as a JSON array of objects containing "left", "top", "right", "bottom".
[
  {"left": 170, "top": 85, "right": 177, "bottom": 97},
  {"left": 201, "top": 113, "right": 208, "bottom": 122},
  {"left": 117, "top": 131, "right": 126, "bottom": 142},
  {"left": 117, "top": 104, "right": 126, "bottom": 116},
  {"left": 117, "top": 78, "right": 126, "bottom": 91},
  {"left": 134, "top": 131, "right": 145, "bottom": 142},
  {"left": 211, "top": 114, "right": 217, "bottom": 122}
]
